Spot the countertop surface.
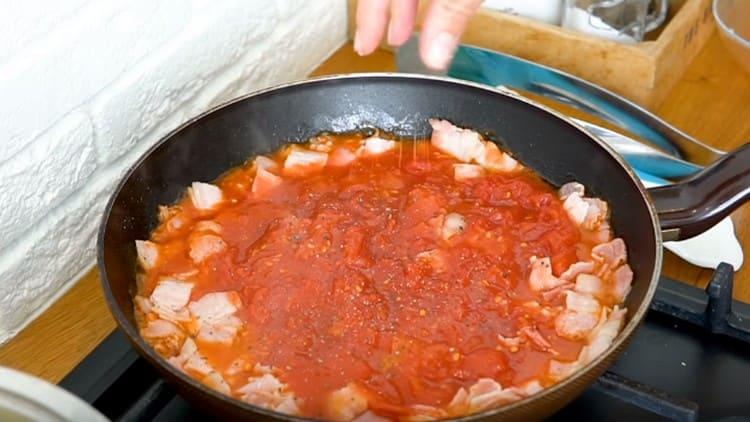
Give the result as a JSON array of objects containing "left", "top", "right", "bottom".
[{"left": 1, "top": 36, "right": 749, "bottom": 384}]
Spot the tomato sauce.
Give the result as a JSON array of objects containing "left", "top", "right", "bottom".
[{"left": 143, "top": 135, "right": 586, "bottom": 418}]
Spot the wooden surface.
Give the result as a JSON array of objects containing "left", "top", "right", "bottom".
[
  {"left": 347, "top": 0, "right": 715, "bottom": 108},
  {"left": 1, "top": 34, "right": 748, "bottom": 385}
]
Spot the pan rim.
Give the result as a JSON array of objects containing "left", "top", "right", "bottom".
[{"left": 97, "top": 72, "right": 663, "bottom": 421}]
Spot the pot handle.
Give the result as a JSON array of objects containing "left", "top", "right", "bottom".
[{"left": 647, "top": 144, "right": 750, "bottom": 241}]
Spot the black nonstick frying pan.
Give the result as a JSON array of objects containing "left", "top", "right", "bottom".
[{"left": 98, "top": 74, "right": 750, "bottom": 421}]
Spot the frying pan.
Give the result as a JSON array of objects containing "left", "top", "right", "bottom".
[{"left": 98, "top": 74, "right": 750, "bottom": 421}]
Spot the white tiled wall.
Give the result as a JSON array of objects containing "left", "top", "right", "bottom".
[{"left": 0, "top": 0, "right": 347, "bottom": 344}]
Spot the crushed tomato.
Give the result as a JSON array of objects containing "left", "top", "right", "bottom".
[{"left": 143, "top": 135, "right": 587, "bottom": 419}]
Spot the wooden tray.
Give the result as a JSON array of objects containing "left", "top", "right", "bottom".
[{"left": 347, "top": 0, "right": 715, "bottom": 108}]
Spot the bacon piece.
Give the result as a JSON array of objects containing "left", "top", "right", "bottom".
[
  {"left": 406, "top": 405, "right": 447, "bottom": 421},
  {"left": 590, "top": 221, "right": 613, "bottom": 244},
  {"left": 238, "top": 373, "right": 298, "bottom": 412},
  {"left": 582, "top": 198, "right": 608, "bottom": 230},
  {"left": 275, "top": 395, "right": 301, "bottom": 415},
  {"left": 150, "top": 279, "right": 193, "bottom": 312},
  {"left": 612, "top": 264, "right": 634, "bottom": 303},
  {"left": 575, "top": 273, "right": 603, "bottom": 297},
  {"left": 520, "top": 326, "right": 552, "bottom": 352},
  {"left": 565, "top": 291, "right": 601, "bottom": 314},
  {"left": 359, "top": 136, "right": 396, "bottom": 156},
  {"left": 196, "top": 315, "right": 242, "bottom": 345},
  {"left": 541, "top": 283, "right": 574, "bottom": 303},
  {"left": 283, "top": 148, "right": 328, "bottom": 177},
  {"left": 188, "top": 234, "right": 227, "bottom": 263},
  {"left": 528, "top": 256, "right": 568, "bottom": 292},
  {"left": 188, "top": 291, "right": 242, "bottom": 327},
  {"left": 168, "top": 337, "right": 198, "bottom": 368},
  {"left": 466, "top": 378, "right": 521, "bottom": 413},
  {"left": 329, "top": 147, "right": 358, "bottom": 167},
  {"left": 135, "top": 240, "right": 158, "bottom": 270},
  {"left": 188, "top": 182, "right": 223, "bottom": 210},
  {"left": 184, "top": 350, "right": 214, "bottom": 377},
  {"left": 202, "top": 371, "right": 231, "bottom": 395},
  {"left": 140, "top": 319, "right": 185, "bottom": 356},
  {"left": 429, "top": 119, "right": 485, "bottom": 163},
  {"left": 592, "top": 238, "right": 627, "bottom": 267},
  {"left": 562, "top": 193, "right": 589, "bottom": 226},
  {"left": 497, "top": 334, "right": 522, "bottom": 351},
  {"left": 237, "top": 372, "right": 300, "bottom": 414},
  {"left": 548, "top": 359, "right": 581, "bottom": 382},
  {"left": 580, "top": 307, "right": 627, "bottom": 364},
  {"left": 252, "top": 156, "right": 279, "bottom": 173},
  {"left": 354, "top": 411, "right": 393, "bottom": 422},
  {"left": 476, "top": 141, "right": 518, "bottom": 172},
  {"left": 560, "top": 261, "right": 595, "bottom": 281},
  {"left": 509, "top": 380, "right": 544, "bottom": 397},
  {"left": 309, "top": 136, "right": 334, "bottom": 152},
  {"left": 558, "top": 182, "right": 584, "bottom": 200},
  {"left": 555, "top": 310, "right": 599, "bottom": 340},
  {"left": 326, "top": 383, "right": 368, "bottom": 421},
  {"left": 447, "top": 387, "right": 470, "bottom": 414},
  {"left": 194, "top": 220, "right": 222, "bottom": 234},
  {"left": 252, "top": 168, "right": 283, "bottom": 197},
  {"left": 453, "top": 163, "right": 485, "bottom": 181},
  {"left": 134, "top": 295, "right": 153, "bottom": 314},
  {"left": 442, "top": 212, "right": 467, "bottom": 240}
]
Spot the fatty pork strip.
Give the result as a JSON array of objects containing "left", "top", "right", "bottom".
[{"left": 132, "top": 121, "right": 635, "bottom": 421}]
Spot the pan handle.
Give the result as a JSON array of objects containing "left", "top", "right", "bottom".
[{"left": 648, "top": 144, "right": 750, "bottom": 241}]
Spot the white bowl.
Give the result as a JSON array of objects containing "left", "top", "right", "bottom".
[
  {"left": 713, "top": 0, "right": 750, "bottom": 73},
  {"left": 0, "top": 366, "right": 108, "bottom": 422}
]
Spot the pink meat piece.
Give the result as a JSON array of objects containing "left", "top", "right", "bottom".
[
  {"left": 135, "top": 240, "right": 158, "bottom": 270},
  {"left": 283, "top": 148, "right": 328, "bottom": 177},
  {"left": 612, "top": 264, "right": 634, "bottom": 302},
  {"left": 253, "top": 156, "right": 279, "bottom": 173},
  {"left": 453, "top": 163, "right": 485, "bottom": 181},
  {"left": 328, "top": 147, "right": 357, "bottom": 167},
  {"left": 575, "top": 273, "right": 603, "bottom": 297},
  {"left": 326, "top": 383, "right": 368, "bottom": 421},
  {"left": 429, "top": 119, "right": 485, "bottom": 163},
  {"left": 555, "top": 310, "right": 600, "bottom": 340},
  {"left": 188, "top": 291, "right": 242, "bottom": 327},
  {"left": 592, "top": 238, "right": 627, "bottom": 267},
  {"left": 558, "top": 182, "right": 584, "bottom": 200},
  {"left": 359, "top": 136, "right": 396, "bottom": 156},
  {"left": 560, "top": 261, "right": 596, "bottom": 281},
  {"left": 476, "top": 141, "right": 518, "bottom": 172},
  {"left": 188, "top": 234, "right": 227, "bottom": 263},
  {"left": 252, "top": 168, "right": 283, "bottom": 198},
  {"left": 189, "top": 182, "right": 223, "bottom": 210},
  {"left": 582, "top": 198, "right": 609, "bottom": 230},
  {"left": 466, "top": 378, "right": 521, "bottom": 413},
  {"left": 520, "top": 326, "right": 552, "bottom": 352},
  {"left": 528, "top": 256, "right": 568, "bottom": 292}
]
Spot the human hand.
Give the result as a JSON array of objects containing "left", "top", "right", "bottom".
[{"left": 353, "top": 0, "right": 483, "bottom": 70}]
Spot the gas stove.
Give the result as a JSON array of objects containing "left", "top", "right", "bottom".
[{"left": 60, "top": 264, "right": 750, "bottom": 421}]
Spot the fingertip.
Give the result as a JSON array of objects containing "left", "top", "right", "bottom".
[{"left": 420, "top": 31, "right": 457, "bottom": 70}]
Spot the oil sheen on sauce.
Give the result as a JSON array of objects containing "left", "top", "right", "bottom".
[{"left": 143, "top": 135, "right": 590, "bottom": 418}]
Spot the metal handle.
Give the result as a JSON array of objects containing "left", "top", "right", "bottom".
[{"left": 645, "top": 0, "right": 669, "bottom": 32}]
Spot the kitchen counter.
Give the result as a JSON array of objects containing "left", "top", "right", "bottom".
[{"left": 1, "top": 35, "right": 748, "bottom": 384}]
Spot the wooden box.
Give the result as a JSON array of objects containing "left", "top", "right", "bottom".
[{"left": 347, "top": 0, "right": 715, "bottom": 108}]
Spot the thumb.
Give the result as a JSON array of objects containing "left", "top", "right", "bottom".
[{"left": 419, "top": 0, "right": 483, "bottom": 70}]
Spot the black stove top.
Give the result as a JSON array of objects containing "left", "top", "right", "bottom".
[{"left": 61, "top": 264, "right": 750, "bottom": 422}]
